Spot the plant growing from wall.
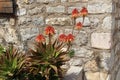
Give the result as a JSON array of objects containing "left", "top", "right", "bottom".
[{"left": 26, "top": 7, "right": 88, "bottom": 80}]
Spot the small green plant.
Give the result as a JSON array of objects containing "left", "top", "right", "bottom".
[
  {"left": 0, "top": 45, "right": 5, "bottom": 55},
  {"left": 0, "top": 45, "right": 26, "bottom": 80}
]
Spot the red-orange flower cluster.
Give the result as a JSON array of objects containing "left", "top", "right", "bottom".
[
  {"left": 72, "top": 8, "right": 79, "bottom": 18},
  {"left": 59, "top": 34, "right": 67, "bottom": 42},
  {"left": 80, "top": 7, "right": 88, "bottom": 17},
  {"left": 45, "top": 26, "right": 55, "bottom": 35},
  {"left": 59, "top": 34, "right": 74, "bottom": 43},
  {"left": 35, "top": 34, "right": 45, "bottom": 43},
  {"left": 75, "top": 22, "right": 83, "bottom": 30},
  {"left": 72, "top": 7, "right": 88, "bottom": 18},
  {"left": 66, "top": 34, "right": 74, "bottom": 42}
]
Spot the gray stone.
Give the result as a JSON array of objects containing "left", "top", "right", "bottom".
[
  {"left": 61, "top": 0, "right": 67, "bottom": 2},
  {"left": 17, "top": 8, "right": 27, "bottom": 16},
  {"left": 68, "top": 0, "right": 80, "bottom": 2},
  {"left": 102, "top": 16, "right": 113, "bottom": 31},
  {"left": 87, "top": 2, "right": 112, "bottom": 13},
  {"left": 4, "top": 27, "right": 18, "bottom": 43},
  {"left": 28, "top": 7, "right": 42, "bottom": 15},
  {"left": 20, "top": 27, "right": 39, "bottom": 41},
  {"left": 36, "top": 0, "right": 54, "bottom": 3},
  {"left": 100, "top": 52, "right": 111, "bottom": 71},
  {"left": 69, "top": 58, "right": 83, "bottom": 66},
  {"left": 18, "top": 17, "right": 32, "bottom": 25},
  {"left": 74, "top": 47, "right": 93, "bottom": 58},
  {"left": 76, "top": 17, "right": 91, "bottom": 26},
  {"left": 46, "top": 5, "right": 65, "bottom": 13},
  {"left": 32, "top": 17, "right": 44, "bottom": 26},
  {"left": 46, "top": 17, "right": 72, "bottom": 26},
  {"left": 91, "top": 32, "right": 111, "bottom": 49},
  {"left": 63, "top": 66, "right": 83, "bottom": 80},
  {"left": 74, "top": 30, "right": 88, "bottom": 46}
]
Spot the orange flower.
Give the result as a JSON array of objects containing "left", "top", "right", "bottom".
[
  {"left": 72, "top": 8, "right": 79, "bottom": 18},
  {"left": 80, "top": 7, "right": 88, "bottom": 17},
  {"left": 75, "top": 22, "right": 83, "bottom": 30},
  {"left": 59, "top": 34, "right": 67, "bottom": 42},
  {"left": 45, "top": 26, "right": 55, "bottom": 35},
  {"left": 66, "top": 34, "right": 74, "bottom": 42},
  {"left": 35, "top": 34, "right": 45, "bottom": 43}
]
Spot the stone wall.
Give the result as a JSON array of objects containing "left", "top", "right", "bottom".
[
  {"left": 0, "top": 0, "right": 119, "bottom": 80},
  {"left": 111, "top": 0, "right": 120, "bottom": 80}
]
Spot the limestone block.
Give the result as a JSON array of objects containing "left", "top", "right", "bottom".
[
  {"left": 68, "top": 0, "right": 80, "bottom": 2},
  {"left": 87, "top": 2, "right": 112, "bottom": 13},
  {"left": 63, "top": 66, "right": 83, "bottom": 80},
  {"left": 100, "top": 52, "right": 111, "bottom": 71},
  {"left": 102, "top": 16, "right": 113, "bottom": 31},
  {"left": 84, "top": 60, "right": 99, "bottom": 71},
  {"left": 36, "top": 0, "right": 54, "bottom": 3},
  {"left": 73, "top": 47, "right": 93, "bottom": 58},
  {"left": 91, "top": 32, "right": 111, "bottom": 49},
  {"left": 17, "top": 8, "right": 27, "bottom": 16},
  {"left": 61, "top": 0, "right": 67, "bottom": 2},
  {"left": 32, "top": 17, "right": 44, "bottom": 26},
  {"left": 69, "top": 58, "right": 83, "bottom": 66},
  {"left": 4, "top": 27, "right": 18, "bottom": 43},
  {"left": 46, "top": 17, "right": 72, "bottom": 26},
  {"left": 85, "top": 72, "right": 108, "bottom": 80},
  {"left": 28, "top": 7, "right": 42, "bottom": 15},
  {"left": 20, "top": 27, "right": 39, "bottom": 41},
  {"left": 76, "top": 17, "right": 91, "bottom": 26},
  {"left": 46, "top": 5, "right": 65, "bottom": 13}
]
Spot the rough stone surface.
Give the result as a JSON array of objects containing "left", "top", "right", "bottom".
[
  {"left": 102, "top": 16, "right": 113, "bottom": 31},
  {"left": 84, "top": 60, "right": 99, "bottom": 71},
  {"left": 63, "top": 66, "right": 83, "bottom": 80},
  {"left": 46, "top": 5, "right": 65, "bottom": 13},
  {"left": 85, "top": 72, "right": 108, "bottom": 80},
  {"left": 87, "top": 2, "right": 112, "bottom": 13},
  {"left": 100, "top": 52, "right": 111, "bottom": 71},
  {"left": 69, "top": 58, "right": 83, "bottom": 66},
  {"left": 76, "top": 17, "right": 91, "bottom": 26},
  {"left": 20, "top": 27, "right": 39, "bottom": 41},
  {"left": 17, "top": 8, "right": 27, "bottom": 16},
  {"left": 46, "top": 17, "right": 72, "bottom": 26},
  {"left": 91, "top": 32, "right": 111, "bottom": 49},
  {"left": 36, "top": 0, "right": 54, "bottom": 3}
]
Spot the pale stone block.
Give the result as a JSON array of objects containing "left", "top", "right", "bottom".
[
  {"left": 17, "top": 8, "right": 27, "bottom": 16},
  {"left": 102, "top": 16, "right": 113, "bottom": 31},
  {"left": 46, "top": 5, "right": 65, "bottom": 13},
  {"left": 76, "top": 17, "right": 91, "bottom": 26},
  {"left": 36, "top": 0, "right": 54, "bottom": 3},
  {"left": 68, "top": 0, "right": 80, "bottom": 2},
  {"left": 87, "top": 2, "right": 112, "bottom": 13},
  {"left": 91, "top": 32, "right": 111, "bottom": 49},
  {"left": 20, "top": 27, "right": 39, "bottom": 41},
  {"left": 46, "top": 17, "right": 72, "bottom": 26},
  {"left": 9, "top": 18, "right": 15, "bottom": 26},
  {"left": 63, "top": 66, "right": 83, "bottom": 80},
  {"left": 85, "top": 72, "right": 108, "bottom": 80}
]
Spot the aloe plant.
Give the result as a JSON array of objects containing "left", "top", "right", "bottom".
[
  {"left": 0, "top": 45, "right": 26, "bottom": 80},
  {"left": 25, "top": 26, "right": 75, "bottom": 80}
]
